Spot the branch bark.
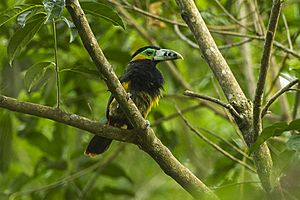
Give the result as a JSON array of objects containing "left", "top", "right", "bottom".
[
  {"left": 174, "top": 0, "right": 277, "bottom": 193},
  {"left": 252, "top": 0, "right": 282, "bottom": 147},
  {"left": 65, "top": 0, "right": 217, "bottom": 199},
  {"left": 0, "top": 95, "right": 136, "bottom": 143},
  {"left": 262, "top": 79, "right": 299, "bottom": 117}
]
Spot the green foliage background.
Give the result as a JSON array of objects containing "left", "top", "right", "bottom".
[{"left": 0, "top": 0, "right": 300, "bottom": 199}]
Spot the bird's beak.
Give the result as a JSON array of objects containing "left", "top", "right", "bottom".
[{"left": 153, "top": 49, "right": 184, "bottom": 61}]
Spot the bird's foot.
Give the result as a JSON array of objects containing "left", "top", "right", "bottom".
[
  {"left": 145, "top": 120, "right": 151, "bottom": 129},
  {"left": 126, "top": 92, "right": 132, "bottom": 100}
]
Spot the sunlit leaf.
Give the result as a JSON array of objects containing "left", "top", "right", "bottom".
[
  {"left": 81, "top": 1, "right": 125, "bottom": 29},
  {"left": 0, "top": 4, "right": 42, "bottom": 28},
  {"left": 7, "top": 13, "right": 46, "bottom": 65},
  {"left": 24, "top": 62, "right": 54, "bottom": 92},
  {"left": 43, "top": 0, "right": 65, "bottom": 22}
]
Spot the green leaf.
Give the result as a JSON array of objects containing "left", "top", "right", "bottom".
[
  {"left": 43, "top": 0, "right": 65, "bottom": 22},
  {"left": 30, "top": 67, "right": 54, "bottom": 92},
  {"left": 250, "top": 119, "right": 300, "bottom": 153},
  {"left": 287, "top": 135, "right": 300, "bottom": 152},
  {"left": 61, "top": 65, "right": 100, "bottom": 79},
  {"left": 24, "top": 62, "right": 54, "bottom": 92},
  {"left": 288, "top": 119, "right": 300, "bottom": 131},
  {"left": 81, "top": 1, "right": 125, "bottom": 29},
  {"left": 7, "top": 13, "right": 46, "bottom": 65},
  {"left": 0, "top": 4, "right": 43, "bottom": 28}
]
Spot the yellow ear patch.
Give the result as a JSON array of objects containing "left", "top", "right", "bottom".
[{"left": 131, "top": 54, "right": 148, "bottom": 61}]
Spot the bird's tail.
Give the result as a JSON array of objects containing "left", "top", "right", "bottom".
[{"left": 85, "top": 135, "right": 112, "bottom": 157}]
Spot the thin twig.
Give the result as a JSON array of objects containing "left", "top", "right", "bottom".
[
  {"left": 213, "top": 0, "right": 254, "bottom": 33},
  {"left": 184, "top": 90, "right": 241, "bottom": 120},
  {"left": 262, "top": 79, "right": 299, "bottom": 117},
  {"left": 152, "top": 103, "right": 203, "bottom": 126},
  {"left": 176, "top": 106, "right": 255, "bottom": 173},
  {"left": 253, "top": 0, "right": 282, "bottom": 139},
  {"left": 174, "top": 24, "right": 198, "bottom": 48},
  {"left": 174, "top": 23, "right": 253, "bottom": 50},
  {"left": 52, "top": 19, "right": 60, "bottom": 108},
  {"left": 282, "top": 14, "right": 293, "bottom": 50},
  {"left": 218, "top": 38, "right": 253, "bottom": 50},
  {"left": 198, "top": 127, "right": 253, "bottom": 161},
  {"left": 121, "top": 3, "right": 188, "bottom": 27},
  {"left": 210, "top": 30, "right": 300, "bottom": 60},
  {"left": 211, "top": 181, "right": 260, "bottom": 190}
]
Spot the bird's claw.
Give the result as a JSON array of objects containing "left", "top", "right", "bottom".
[
  {"left": 126, "top": 92, "right": 132, "bottom": 100},
  {"left": 145, "top": 120, "right": 151, "bottom": 128}
]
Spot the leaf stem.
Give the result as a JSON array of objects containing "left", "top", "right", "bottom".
[{"left": 52, "top": 19, "right": 60, "bottom": 108}]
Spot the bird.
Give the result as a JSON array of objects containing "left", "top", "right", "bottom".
[{"left": 85, "top": 46, "right": 183, "bottom": 156}]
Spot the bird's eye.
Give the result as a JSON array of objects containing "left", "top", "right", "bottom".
[{"left": 145, "top": 50, "right": 153, "bottom": 56}]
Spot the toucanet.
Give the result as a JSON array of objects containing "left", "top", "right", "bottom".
[{"left": 85, "top": 46, "right": 183, "bottom": 156}]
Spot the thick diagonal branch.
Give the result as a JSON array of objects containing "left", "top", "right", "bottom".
[{"left": 65, "top": 0, "right": 217, "bottom": 199}]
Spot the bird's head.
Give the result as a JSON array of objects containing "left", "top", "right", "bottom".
[{"left": 130, "top": 46, "right": 183, "bottom": 63}]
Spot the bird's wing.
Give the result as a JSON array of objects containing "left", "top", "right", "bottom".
[{"left": 105, "top": 73, "right": 131, "bottom": 120}]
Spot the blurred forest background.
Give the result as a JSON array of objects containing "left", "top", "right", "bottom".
[{"left": 0, "top": 0, "right": 300, "bottom": 199}]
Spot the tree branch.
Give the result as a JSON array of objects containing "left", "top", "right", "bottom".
[
  {"left": 253, "top": 0, "right": 282, "bottom": 140},
  {"left": 174, "top": 0, "right": 277, "bottom": 193},
  {"left": 251, "top": 0, "right": 282, "bottom": 193},
  {"left": 65, "top": 0, "right": 217, "bottom": 199},
  {"left": 0, "top": 95, "right": 137, "bottom": 143},
  {"left": 262, "top": 79, "right": 299, "bottom": 117},
  {"left": 184, "top": 90, "right": 241, "bottom": 119}
]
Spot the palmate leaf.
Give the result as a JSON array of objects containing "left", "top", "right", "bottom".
[
  {"left": 250, "top": 119, "right": 300, "bottom": 153},
  {"left": 7, "top": 13, "right": 46, "bottom": 66},
  {"left": 81, "top": 1, "right": 125, "bottom": 29},
  {"left": 0, "top": 4, "right": 43, "bottom": 28}
]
